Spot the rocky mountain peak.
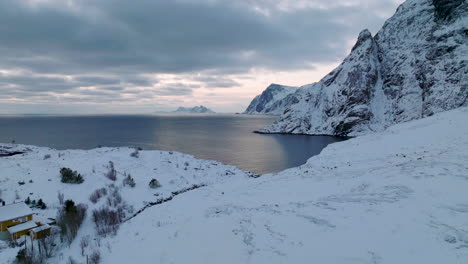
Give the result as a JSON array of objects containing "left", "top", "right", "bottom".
[
  {"left": 351, "top": 29, "right": 373, "bottom": 52},
  {"left": 252, "top": 0, "right": 467, "bottom": 136}
]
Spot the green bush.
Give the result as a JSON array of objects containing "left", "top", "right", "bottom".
[
  {"left": 148, "top": 178, "right": 161, "bottom": 189},
  {"left": 60, "top": 168, "right": 84, "bottom": 184}
]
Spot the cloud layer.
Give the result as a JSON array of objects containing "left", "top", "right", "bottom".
[{"left": 0, "top": 0, "right": 403, "bottom": 113}]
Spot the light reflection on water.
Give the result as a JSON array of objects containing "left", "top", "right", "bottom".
[{"left": 0, "top": 114, "right": 346, "bottom": 174}]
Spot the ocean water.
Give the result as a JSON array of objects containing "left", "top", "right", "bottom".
[{"left": 0, "top": 114, "right": 345, "bottom": 174}]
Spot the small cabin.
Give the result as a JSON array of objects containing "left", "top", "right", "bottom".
[
  {"left": 7, "top": 221, "right": 37, "bottom": 240},
  {"left": 30, "top": 224, "right": 51, "bottom": 240},
  {"left": 0, "top": 202, "right": 34, "bottom": 240}
]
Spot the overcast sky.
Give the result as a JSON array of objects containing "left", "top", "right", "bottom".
[{"left": 0, "top": 0, "right": 403, "bottom": 114}]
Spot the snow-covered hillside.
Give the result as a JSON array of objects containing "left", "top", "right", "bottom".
[
  {"left": 0, "top": 146, "right": 250, "bottom": 263},
  {"left": 243, "top": 84, "right": 299, "bottom": 115},
  {"left": 258, "top": 0, "right": 467, "bottom": 136},
  {"left": 1, "top": 107, "right": 467, "bottom": 263},
  {"left": 106, "top": 107, "right": 468, "bottom": 264}
]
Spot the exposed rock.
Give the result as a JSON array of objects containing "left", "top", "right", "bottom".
[{"left": 257, "top": 0, "right": 467, "bottom": 136}]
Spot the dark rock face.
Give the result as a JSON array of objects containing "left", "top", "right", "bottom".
[
  {"left": 433, "top": 0, "right": 465, "bottom": 21},
  {"left": 258, "top": 0, "right": 467, "bottom": 136}
]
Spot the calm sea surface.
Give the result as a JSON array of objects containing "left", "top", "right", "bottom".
[{"left": 0, "top": 114, "right": 345, "bottom": 174}]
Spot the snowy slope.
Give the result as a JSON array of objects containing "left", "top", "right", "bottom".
[
  {"left": 243, "top": 84, "right": 299, "bottom": 115},
  {"left": 0, "top": 146, "right": 250, "bottom": 263},
  {"left": 100, "top": 107, "right": 468, "bottom": 264},
  {"left": 259, "top": 0, "right": 467, "bottom": 136},
  {"left": 0, "top": 108, "right": 467, "bottom": 263}
]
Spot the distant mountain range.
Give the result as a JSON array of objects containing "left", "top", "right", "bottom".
[
  {"left": 245, "top": 0, "right": 467, "bottom": 136},
  {"left": 173, "top": 105, "right": 215, "bottom": 114}
]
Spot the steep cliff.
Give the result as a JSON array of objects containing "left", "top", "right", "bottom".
[{"left": 257, "top": 0, "right": 467, "bottom": 136}]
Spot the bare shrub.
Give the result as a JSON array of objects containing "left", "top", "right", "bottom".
[
  {"left": 43, "top": 154, "right": 51, "bottom": 160},
  {"left": 106, "top": 188, "right": 122, "bottom": 208},
  {"left": 93, "top": 187, "right": 132, "bottom": 237},
  {"left": 89, "top": 188, "right": 107, "bottom": 204},
  {"left": 89, "top": 250, "right": 101, "bottom": 264},
  {"left": 37, "top": 231, "right": 58, "bottom": 259},
  {"left": 92, "top": 207, "right": 122, "bottom": 236},
  {"left": 15, "top": 231, "right": 58, "bottom": 264},
  {"left": 57, "top": 191, "right": 64, "bottom": 205},
  {"left": 149, "top": 178, "right": 161, "bottom": 189},
  {"left": 80, "top": 236, "right": 90, "bottom": 256},
  {"left": 122, "top": 173, "right": 135, "bottom": 188},
  {"left": 130, "top": 149, "right": 139, "bottom": 158},
  {"left": 56, "top": 200, "right": 87, "bottom": 246},
  {"left": 105, "top": 161, "right": 117, "bottom": 181}
]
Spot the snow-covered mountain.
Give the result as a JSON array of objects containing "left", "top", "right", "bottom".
[
  {"left": 1, "top": 107, "right": 467, "bottom": 263},
  {"left": 258, "top": 0, "right": 467, "bottom": 136},
  {"left": 243, "top": 84, "right": 299, "bottom": 115},
  {"left": 173, "top": 105, "right": 215, "bottom": 114}
]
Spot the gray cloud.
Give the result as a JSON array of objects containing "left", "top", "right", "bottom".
[{"left": 0, "top": 0, "right": 402, "bottom": 109}]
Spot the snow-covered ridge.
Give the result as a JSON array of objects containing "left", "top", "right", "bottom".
[
  {"left": 243, "top": 84, "right": 299, "bottom": 115},
  {"left": 173, "top": 105, "right": 215, "bottom": 113},
  {"left": 257, "top": 0, "right": 467, "bottom": 136}
]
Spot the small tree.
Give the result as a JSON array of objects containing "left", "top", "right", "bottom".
[
  {"left": 105, "top": 161, "right": 117, "bottom": 181},
  {"left": 60, "top": 168, "right": 84, "bottom": 184},
  {"left": 90, "top": 188, "right": 107, "bottom": 204},
  {"left": 56, "top": 199, "right": 87, "bottom": 246},
  {"left": 148, "top": 178, "right": 161, "bottom": 189},
  {"left": 80, "top": 236, "right": 90, "bottom": 256},
  {"left": 25, "top": 196, "right": 31, "bottom": 205},
  {"left": 37, "top": 199, "right": 47, "bottom": 209},
  {"left": 58, "top": 191, "right": 65, "bottom": 205},
  {"left": 122, "top": 174, "right": 136, "bottom": 188}
]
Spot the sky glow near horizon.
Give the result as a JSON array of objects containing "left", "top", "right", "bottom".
[{"left": 0, "top": 0, "right": 403, "bottom": 114}]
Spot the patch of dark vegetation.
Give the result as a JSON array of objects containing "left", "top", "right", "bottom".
[
  {"left": 92, "top": 186, "right": 132, "bottom": 237},
  {"left": 25, "top": 197, "right": 47, "bottom": 209},
  {"left": 56, "top": 200, "right": 87, "bottom": 246},
  {"left": 122, "top": 173, "right": 136, "bottom": 188},
  {"left": 148, "top": 178, "right": 161, "bottom": 189},
  {"left": 105, "top": 161, "right": 117, "bottom": 181},
  {"left": 60, "top": 168, "right": 84, "bottom": 184},
  {"left": 89, "top": 188, "right": 108, "bottom": 204}
]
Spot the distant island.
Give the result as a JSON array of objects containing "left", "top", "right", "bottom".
[{"left": 173, "top": 105, "right": 215, "bottom": 114}]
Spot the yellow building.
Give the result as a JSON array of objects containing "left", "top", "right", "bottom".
[
  {"left": 7, "top": 221, "right": 37, "bottom": 240},
  {"left": 30, "top": 224, "right": 51, "bottom": 240},
  {"left": 0, "top": 202, "right": 34, "bottom": 240}
]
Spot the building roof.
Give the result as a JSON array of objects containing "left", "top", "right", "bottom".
[
  {"left": 31, "top": 224, "right": 51, "bottom": 233},
  {"left": 0, "top": 202, "right": 33, "bottom": 222},
  {"left": 7, "top": 221, "right": 37, "bottom": 233}
]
